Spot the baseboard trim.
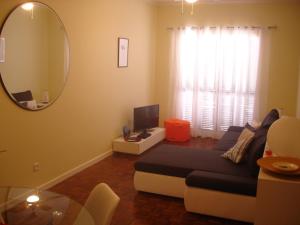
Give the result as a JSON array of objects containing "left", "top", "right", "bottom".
[{"left": 39, "top": 149, "right": 113, "bottom": 190}]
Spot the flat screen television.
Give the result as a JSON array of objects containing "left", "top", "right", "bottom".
[{"left": 134, "top": 104, "right": 159, "bottom": 138}]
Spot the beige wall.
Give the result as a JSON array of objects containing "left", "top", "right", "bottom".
[
  {"left": 155, "top": 2, "right": 300, "bottom": 123},
  {"left": 0, "top": 0, "right": 157, "bottom": 187},
  {"left": 297, "top": 62, "right": 300, "bottom": 119}
]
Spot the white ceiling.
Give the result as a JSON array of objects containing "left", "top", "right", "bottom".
[{"left": 151, "top": 0, "right": 300, "bottom": 3}]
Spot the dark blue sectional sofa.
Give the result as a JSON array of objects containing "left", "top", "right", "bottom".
[{"left": 134, "top": 109, "right": 280, "bottom": 222}]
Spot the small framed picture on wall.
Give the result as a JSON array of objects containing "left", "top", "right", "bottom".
[{"left": 118, "top": 37, "right": 129, "bottom": 67}]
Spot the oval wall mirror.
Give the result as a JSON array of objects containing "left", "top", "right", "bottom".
[{"left": 0, "top": 2, "right": 69, "bottom": 110}]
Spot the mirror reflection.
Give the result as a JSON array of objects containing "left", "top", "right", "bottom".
[{"left": 0, "top": 2, "right": 69, "bottom": 110}]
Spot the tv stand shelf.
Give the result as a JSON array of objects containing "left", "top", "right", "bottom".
[{"left": 112, "top": 127, "right": 165, "bottom": 155}]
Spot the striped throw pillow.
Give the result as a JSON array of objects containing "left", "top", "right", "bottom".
[{"left": 222, "top": 128, "right": 255, "bottom": 163}]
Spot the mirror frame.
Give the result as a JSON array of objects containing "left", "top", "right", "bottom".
[{"left": 0, "top": 1, "right": 70, "bottom": 111}]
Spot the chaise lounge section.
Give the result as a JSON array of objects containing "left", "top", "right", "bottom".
[{"left": 134, "top": 109, "right": 280, "bottom": 222}]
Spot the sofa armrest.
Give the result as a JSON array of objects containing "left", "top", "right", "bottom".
[{"left": 186, "top": 170, "right": 257, "bottom": 196}]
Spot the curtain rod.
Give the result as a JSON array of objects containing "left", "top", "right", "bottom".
[{"left": 166, "top": 26, "right": 277, "bottom": 30}]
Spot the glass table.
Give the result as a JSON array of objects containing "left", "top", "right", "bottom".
[{"left": 0, "top": 187, "right": 94, "bottom": 225}]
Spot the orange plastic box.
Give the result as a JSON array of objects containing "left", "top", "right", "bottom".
[{"left": 164, "top": 118, "right": 191, "bottom": 142}]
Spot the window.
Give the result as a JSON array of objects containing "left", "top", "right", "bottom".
[{"left": 170, "top": 27, "right": 261, "bottom": 137}]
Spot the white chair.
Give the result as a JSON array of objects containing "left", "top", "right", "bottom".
[{"left": 75, "top": 183, "right": 120, "bottom": 225}]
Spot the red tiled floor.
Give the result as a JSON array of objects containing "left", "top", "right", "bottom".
[{"left": 50, "top": 138, "right": 251, "bottom": 225}]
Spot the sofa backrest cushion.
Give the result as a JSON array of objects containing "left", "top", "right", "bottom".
[
  {"left": 12, "top": 90, "right": 33, "bottom": 102},
  {"left": 246, "top": 109, "right": 280, "bottom": 176},
  {"left": 260, "top": 109, "right": 280, "bottom": 128},
  {"left": 246, "top": 127, "right": 268, "bottom": 176}
]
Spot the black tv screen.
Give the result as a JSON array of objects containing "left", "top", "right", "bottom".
[{"left": 134, "top": 104, "right": 159, "bottom": 132}]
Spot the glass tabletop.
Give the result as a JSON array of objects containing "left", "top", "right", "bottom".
[{"left": 0, "top": 187, "right": 94, "bottom": 225}]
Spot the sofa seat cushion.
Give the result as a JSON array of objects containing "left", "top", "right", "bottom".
[
  {"left": 213, "top": 127, "right": 243, "bottom": 151},
  {"left": 135, "top": 144, "right": 252, "bottom": 178},
  {"left": 186, "top": 170, "right": 257, "bottom": 196}
]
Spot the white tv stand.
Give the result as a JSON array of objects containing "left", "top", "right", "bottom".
[{"left": 112, "top": 127, "right": 165, "bottom": 155}]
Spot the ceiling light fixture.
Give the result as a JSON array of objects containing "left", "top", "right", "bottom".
[
  {"left": 185, "top": 0, "right": 198, "bottom": 3},
  {"left": 181, "top": 0, "right": 198, "bottom": 15},
  {"left": 26, "top": 194, "right": 40, "bottom": 204},
  {"left": 21, "top": 3, "right": 34, "bottom": 11},
  {"left": 21, "top": 2, "right": 35, "bottom": 19}
]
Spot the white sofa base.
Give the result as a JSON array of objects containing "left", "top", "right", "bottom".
[
  {"left": 134, "top": 171, "right": 256, "bottom": 223},
  {"left": 184, "top": 186, "right": 256, "bottom": 223},
  {"left": 134, "top": 171, "right": 185, "bottom": 198}
]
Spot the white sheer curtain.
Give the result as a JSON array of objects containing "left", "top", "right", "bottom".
[{"left": 169, "top": 27, "right": 266, "bottom": 138}]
